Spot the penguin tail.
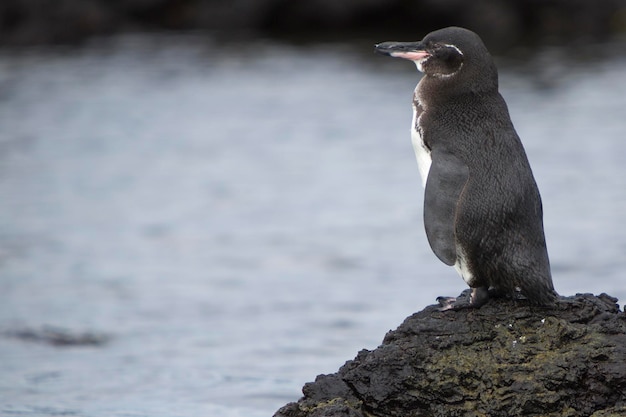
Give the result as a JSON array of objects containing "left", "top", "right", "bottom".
[{"left": 522, "top": 280, "right": 558, "bottom": 306}]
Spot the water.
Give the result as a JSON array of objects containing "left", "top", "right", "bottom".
[{"left": 0, "top": 35, "right": 624, "bottom": 416}]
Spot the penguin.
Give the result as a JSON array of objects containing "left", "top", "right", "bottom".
[{"left": 375, "top": 27, "right": 557, "bottom": 309}]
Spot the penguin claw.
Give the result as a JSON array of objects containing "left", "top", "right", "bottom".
[
  {"left": 437, "top": 287, "right": 491, "bottom": 311},
  {"left": 437, "top": 296, "right": 457, "bottom": 311}
]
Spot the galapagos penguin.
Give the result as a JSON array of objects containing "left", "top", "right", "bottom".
[{"left": 375, "top": 27, "right": 556, "bottom": 309}]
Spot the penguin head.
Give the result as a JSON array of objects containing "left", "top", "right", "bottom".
[{"left": 375, "top": 27, "right": 498, "bottom": 93}]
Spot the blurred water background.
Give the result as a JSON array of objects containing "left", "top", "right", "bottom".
[{"left": 0, "top": 25, "right": 625, "bottom": 417}]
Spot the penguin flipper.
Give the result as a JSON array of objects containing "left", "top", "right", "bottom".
[{"left": 424, "top": 149, "right": 469, "bottom": 266}]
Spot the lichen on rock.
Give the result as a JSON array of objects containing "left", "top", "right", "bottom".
[{"left": 274, "top": 293, "right": 626, "bottom": 417}]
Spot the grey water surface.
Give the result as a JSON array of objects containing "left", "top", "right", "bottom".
[{"left": 0, "top": 35, "right": 625, "bottom": 417}]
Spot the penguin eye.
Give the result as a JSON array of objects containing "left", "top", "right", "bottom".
[
  {"left": 436, "top": 45, "right": 463, "bottom": 62},
  {"left": 427, "top": 44, "right": 464, "bottom": 76}
]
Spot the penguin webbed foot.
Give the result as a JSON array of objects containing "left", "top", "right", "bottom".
[
  {"left": 437, "top": 287, "right": 490, "bottom": 311},
  {"left": 436, "top": 296, "right": 458, "bottom": 311}
]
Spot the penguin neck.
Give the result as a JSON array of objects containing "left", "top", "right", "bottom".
[
  {"left": 413, "top": 86, "right": 426, "bottom": 119},
  {"left": 417, "top": 70, "right": 499, "bottom": 109},
  {"left": 417, "top": 58, "right": 500, "bottom": 105}
]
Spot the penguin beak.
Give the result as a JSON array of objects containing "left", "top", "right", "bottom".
[{"left": 374, "top": 41, "right": 430, "bottom": 61}]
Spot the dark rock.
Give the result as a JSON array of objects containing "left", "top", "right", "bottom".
[{"left": 274, "top": 293, "right": 626, "bottom": 417}]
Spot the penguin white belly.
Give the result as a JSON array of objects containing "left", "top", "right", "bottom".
[
  {"left": 410, "top": 107, "right": 431, "bottom": 187},
  {"left": 411, "top": 102, "right": 473, "bottom": 286},
  {"left": 453, "top": 250, "right": 475, "bottom": 286}
]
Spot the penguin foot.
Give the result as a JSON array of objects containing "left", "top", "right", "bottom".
[
  {"left": 437, "top": 287, "right": 490, "bottom": 311},
  {"left": 470, "top": 287, "right": 490, "bottom": 306},
  {"left": 436, "top": 296, "right": 457, "bottom": 311}
]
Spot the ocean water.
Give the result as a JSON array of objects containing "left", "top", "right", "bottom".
[{"left": 0, "top": 35, "right": 624, "bottom": 416}]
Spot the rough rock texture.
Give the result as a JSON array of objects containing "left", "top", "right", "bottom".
[{"left": 274, "top": 292, "right": 626, "bottom": 417}]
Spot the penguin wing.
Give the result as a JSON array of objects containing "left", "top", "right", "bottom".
[{"left": 424, "top": 149, "right": 469, "bottom": 266}]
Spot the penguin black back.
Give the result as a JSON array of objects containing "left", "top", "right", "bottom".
[{"left": 376, "top": 27, "right": 557, "bottom": 309}]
